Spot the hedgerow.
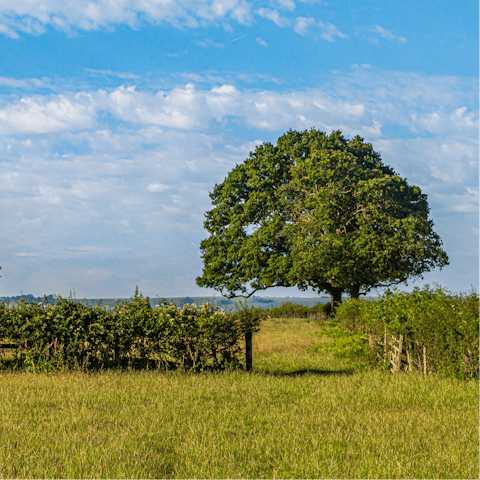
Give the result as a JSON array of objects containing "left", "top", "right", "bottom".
[
  {"left": 259, "top": 301, "right": 331, "bottom": 319},
  {"left": 0, "top": 287, "right": 260, "bottom": 373},
  {"left": 333, "top": 284, "right": 479, "bottom": 380}
]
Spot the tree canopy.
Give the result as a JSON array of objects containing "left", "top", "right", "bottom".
[{"left": 196, "top": 129, "right": 449, "bottom": 309}]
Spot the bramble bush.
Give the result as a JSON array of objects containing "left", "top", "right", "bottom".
[
  {"left": 333, "top": 284, "right": 479, "bottom": 380},
  {"left": 0, "top": 287, "right": 261, "bottom": 373},
  {"left": 260, "top": 301, "right": 331, "bottom": 319}
]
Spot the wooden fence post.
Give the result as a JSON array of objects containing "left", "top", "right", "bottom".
[
  {"left": 245, "top": 331, "right": 252, "bottom": 372},
  {"left": 384, "top": 325, "right": 387, "bottom": 357},
  {"left": 390, "top": 334, "right": 403, "bottom": 373},
  {"left": 398, "top": 334, "right": 404, "bottom": 371},
  {"left": 423, "top": 345, "right": 427, "bottom": 376},
  {"left": 406, "top": 349, "right": 413, "bottom": 372}
]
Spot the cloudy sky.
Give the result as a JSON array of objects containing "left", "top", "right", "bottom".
[{"left": 0, "top": 0, "right": 478, "bottom": 300}]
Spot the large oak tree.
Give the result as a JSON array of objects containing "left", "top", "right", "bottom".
[{"left": 196, "top": 129, "right": 449, "bottom": 310}]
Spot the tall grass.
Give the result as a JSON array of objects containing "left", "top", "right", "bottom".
[{"left": 0, "top": 317, "right": 478, "bottom": 479}]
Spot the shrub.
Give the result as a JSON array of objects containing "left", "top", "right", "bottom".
[
  {"left": 334, "top": 284, "right": 479, "bottom": 379},
  {"left": 0, "top": 287, "right": 261, "bottom": 373},
  {"left": 261, "top": 301, "right": 330, "bottom": 319}
]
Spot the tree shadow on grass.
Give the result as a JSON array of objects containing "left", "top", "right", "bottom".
[{"left": 260, "top": 368, "right": 356, "bottom": 377}]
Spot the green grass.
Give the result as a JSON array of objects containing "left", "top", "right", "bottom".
[{"left": 0, "top": 317, "right": 478, "bottom": 479}]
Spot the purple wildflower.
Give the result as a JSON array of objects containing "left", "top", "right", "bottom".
[
  {"left": 25, "top": 341, "right": 27, "bottom": 348},
  {"left": 54, "top": 339, "right": 57, "bottom": 349}
]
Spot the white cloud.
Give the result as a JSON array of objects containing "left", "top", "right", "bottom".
[
  {"left": 0, "top": 22, "right": 19, "bottom": 38},
  {"left": 275, "top": 0, "right": 296, "bottom": 11},
  {"left": 0, "top": 70, "right": 476, "bottom": 144},
  {"left": 0, "top": 93, "right": 96, "bottom": 134},
  {"left": 195, "top": 38, "right": 225, "bottom": 48},
  {"left": 294, "top": 17, "right": 346, "bottom": 40},
  {"left": 230, "top": 0, "right": 254, "bottom": 24},
  {"left": 85, "top": 68, "right": 141, "bottom": 80},
  {"left": 236, "top": 72, "right": 281, "bottom": 84},
  {"left": 0, "top": 76, "right": 55, "bottom": 90},
  {"left": 256, "top": 8, "right": 290, "bottom": 27},
  {"left": 373, "top": 24, "right": 407, "bottom": 43},
  {"left": 450, "top": 187, "right": 479, "bottom": 213},
  {"left": 102, "top": 83, "right": 209, "bottom": 129},
  {"left": 256, "top": 36, "right": 268, "bottom": 47},
  {"left": 147, "top": 183, "right": 171, "bottom": 192},
  {"left": 0, "top": 67, "right": 477, "bottom": 296},
  {"left": 0, "top": 0, "right": 256, "bottom": 37},
  {"left": 24, "top": 266, "right": 113, "bottom": 298},
  {"left": 294, "top": 16, "right": 315, "bottom": 35},
  {"left": 0, "top": 0, "right": 346, "bottom": 43},
  {"left": 318, "top": 22, "right": 347, "bottom": 42},
  {"left": 36, "top": 185, "right": 62, "bottom": 204}
]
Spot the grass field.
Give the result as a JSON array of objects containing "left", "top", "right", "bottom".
[{"left": 0, "top": 317, "right": 478, "bottom": 479}]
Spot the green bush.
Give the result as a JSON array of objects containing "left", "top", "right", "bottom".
[
  {"left": 261, "top": 301, "right": 331, "bottom": 319},
  {"left": 334, "top": 284, "right": 479, "bottom": 380},
  {"left": 0, "top": 288, "right": 261, "bottom": 373}
]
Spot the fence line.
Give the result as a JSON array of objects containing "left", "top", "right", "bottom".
[{"left": 364, "top": 329, "right": 430, "bottom": 375}]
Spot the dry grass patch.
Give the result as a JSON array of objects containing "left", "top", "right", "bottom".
[{"left": 253, "top": 318, "right": 332, "bottom": 354}]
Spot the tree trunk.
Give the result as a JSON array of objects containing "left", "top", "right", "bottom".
[
  {"left": 350, "top": 285, "right": 360, "bottom": 300},
  {"left": 328, "top": 287, "right": 343, "bottom": 314}
]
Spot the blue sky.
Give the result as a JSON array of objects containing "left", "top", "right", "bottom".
[{"left": 0, "top": 0, "right": 478, "bottom": 299}]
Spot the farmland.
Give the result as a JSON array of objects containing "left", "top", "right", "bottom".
[{"left": 0, "top": 314, "right": 478, "bottom": 479}]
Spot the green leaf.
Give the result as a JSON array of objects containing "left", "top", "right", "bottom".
[{"left": 196, "top": 129, "right": 449, "bottom": 311}]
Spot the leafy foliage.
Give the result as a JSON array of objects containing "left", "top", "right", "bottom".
[
  {"left": 259, "top": 301, "right": 331, "bottom": 319},
  {"left": 196, "top": 129, "right": 449, "bottom": 308},
  {"left": 21, "top": 340, "right": 67, "bottom": 374},
  {"left": 0, "top": 287, "right": 260, "bottom": 372},
  {"left": 334, "top": 284, "right": 479, "bottom": 379}
]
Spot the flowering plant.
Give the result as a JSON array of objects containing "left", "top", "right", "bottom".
[
  {"left": 461, "top": 350, "right": 475, "bottom": 379},
  {"left": 20, "top": 339, "right": 66, "bottom": 373}
]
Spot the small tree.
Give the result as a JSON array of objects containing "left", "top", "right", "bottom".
[{"left": 196, "top": 129, "right": 449, "bottom": 311}]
